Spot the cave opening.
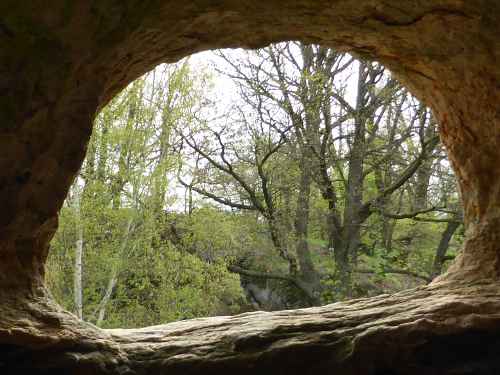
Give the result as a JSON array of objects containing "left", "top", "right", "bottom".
[
  {"left": 1, "top": 1, "right": 499, "bottom": 373},
  {"left": 45, "top": 43, "right": 461, "bottom": 329}
]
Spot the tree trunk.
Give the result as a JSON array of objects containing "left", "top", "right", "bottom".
[
  {"left": 294, "top": 152, "right": 321, "bottom": 305},
  {"left": 431, "top": 220, "right": 461, "bottom": 279},
  {"left": 73, "top": 190, "right": 84, "bottom": 320},
  {"left": 414, "top": 109, "right": 437, "bottom": 210},
  {"left": 94, "top": 218, "right": 134, "bottom": 326},
  {"left": 96, "top": 274, "right": 117, "bottom": 326},
  {"left": 97, "top": 120, "right": 110, "bottom": 183},
  {"left": 338, "top": 61, "right": 369, "bottom": 297},
  {"left": 111, "top": 94, "right": 138, "bottom": 209}
]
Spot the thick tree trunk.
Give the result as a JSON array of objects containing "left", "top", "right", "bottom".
[
  {"left": 338, "top": 61, "right": 369, "bottom": 297},
  {"left": 0, "top": 1, "right": 499, "bottom": 373},
  {"left": 431, "top": 220, "right": 460, "bottom": 279},
  {"left": 294, "top": 152, "right": 321, "bottom": 304}
]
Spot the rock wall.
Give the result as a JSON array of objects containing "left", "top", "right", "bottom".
[{"left": 0, "top": 0, "right": 499, "bottom": 373}]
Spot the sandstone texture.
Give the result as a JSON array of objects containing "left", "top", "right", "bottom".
[{"left": 0, "top": 1, "right": 499, "bottom": 373}]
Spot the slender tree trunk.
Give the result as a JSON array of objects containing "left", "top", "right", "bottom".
[
  {"left": 185, "top": 186, "right": 193, "bottom": 216},
  {"left": 96, "top": 274, "right": 117, "bottom": 325},
  {"left": 74, "top": 191, "right": 84, "bottom": 320},
  {"left": 97, "top": 120, "right": 109, "bottom": 183},
  {"left": 414, "top": 109, "right": 437, "bottom": 210},
  {"left": 94, "top": 218, "right": 134, "bottom": 326},
  {"left": 84, "top": 135, "right": 97, "bottom": 184},
  {"left": 111, "top": 95, "right": 138, "bottom": 209}
]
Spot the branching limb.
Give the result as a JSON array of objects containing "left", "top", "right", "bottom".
[
  {"left": 356, "top": 267, "right": 432, "bottom": 283},
  {"left": 178, "top": 177, "right": 257, "bottom": 211}
]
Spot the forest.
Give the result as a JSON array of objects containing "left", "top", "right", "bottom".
[{"left": 46, "top": 42, "right": 463, "bottom": 328}]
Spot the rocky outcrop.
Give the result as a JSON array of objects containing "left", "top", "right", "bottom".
[
  {"left": 0, "top": 0, "right": 499, "bottom": 373},
  {"left": 2, "top": 280, "right": 500, "bottom": 374}
]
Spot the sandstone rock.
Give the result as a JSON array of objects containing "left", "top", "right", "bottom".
[{"left": 0, "top": 1, "right": 499, "bottom": 373}]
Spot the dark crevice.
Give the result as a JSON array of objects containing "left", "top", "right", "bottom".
[{"left": 0, "top": 22, "right": 14, "bottom": 38}]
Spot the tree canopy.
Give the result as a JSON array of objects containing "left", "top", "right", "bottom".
[{"left": 46, "top": 43, "right": 462, "bottom": 328}]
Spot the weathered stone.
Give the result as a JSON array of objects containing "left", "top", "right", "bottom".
[
  {"left": 0, "top": 0, "right": 499, "bottom": 373},
  {"left": 2, "top": 280, "right": 500, "bottom": 374}
]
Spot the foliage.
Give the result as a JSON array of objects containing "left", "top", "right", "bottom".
[{"left": 46, "top": 43, "right": 463, "bottom": 328}]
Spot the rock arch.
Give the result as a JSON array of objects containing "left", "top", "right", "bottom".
[{"left": 1, "top": 1, "right": 499, "bottom": 373}]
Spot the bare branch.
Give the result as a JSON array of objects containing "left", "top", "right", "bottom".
[
  {"left": 381, "top": 206, "right": 444, "bottom": 219},
  {"left": 360, "top": 135, "right": 441, "bottom": 222},
  {"left": 413, "top": 217, "right": 462, "bottom": 224},
  {"left": 356, "top": 267, "right": 431, "bottom": 283},
  {"left": 181, "top": 133, "right": 266, "bottom": 212},
  {"left": 178, "top": 177, "right": 257, "bottom": 211}
]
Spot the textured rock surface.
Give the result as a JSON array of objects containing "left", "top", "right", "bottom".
[
  {"left": 0, "top": 0, "right": 499, "bottom": 373},
  {"left": 2, "top": 280, "right": 500, "bottom": 374}
]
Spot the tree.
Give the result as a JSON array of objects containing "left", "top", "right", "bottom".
[
  {"left": 46, "top": 60, "right": 245, "bottom": 327},
  {"left": 183, "top": 43, "right": 446, "bottom": 301}
]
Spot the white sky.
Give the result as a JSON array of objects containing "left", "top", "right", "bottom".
[{"left": 80, "top": 45, "right": 454, "bottom": 213}]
